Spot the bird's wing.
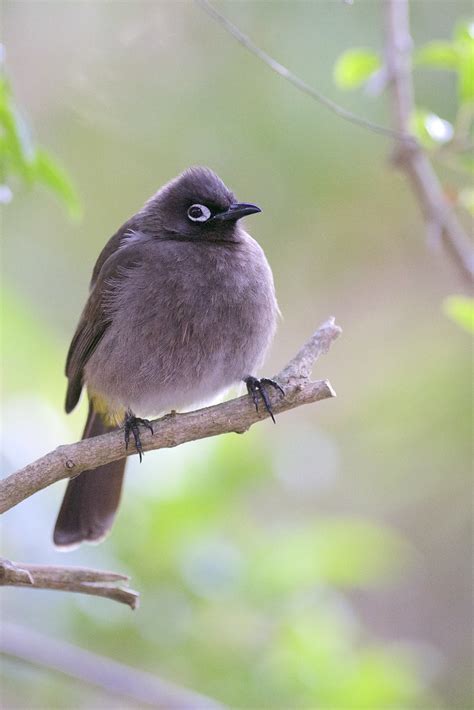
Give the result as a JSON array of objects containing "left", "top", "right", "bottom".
[
  {"left": 89, "top": 217, "right": 137, "bottom": 288},
  {"left": 65, "top": 230, "right": 143, "bottom": 414}
]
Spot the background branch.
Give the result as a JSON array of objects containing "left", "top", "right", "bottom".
[
  {"left": 384, "top": 0, "right": 474, "bottom": 285},
  {"left": 1, "top": 623, "right": 226, "bottom": 709},
  {"left": 0, "top": 317, "right": 341, "bottom": 513},
  {"left": 0, "top": 318, "right": 340, "bottom": 608},
  {"left": 0, "top": 558, "right": 139, "bottom": 609},
  {"left": 197, "top": 0, "right": 412, "bottom": 142},
  {"left": 199, "top": 0, "right": 473, "bottom": 285}
]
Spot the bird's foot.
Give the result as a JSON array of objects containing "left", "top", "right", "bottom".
[
  {"left": 244, "top": 376, "right": 285, "bottom": 423},
  {"left": 124, "top": 410, "right": 154, "bottom": 463}
]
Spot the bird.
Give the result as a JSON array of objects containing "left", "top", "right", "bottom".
[{"left": 53, "top": 166, "right": 282, "bottom": 548}]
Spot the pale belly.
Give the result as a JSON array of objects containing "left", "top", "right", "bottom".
[
  {"left": 84, "top": 232, "right": 278, "bottom": 420},
  {"left": 85, "top": 290, "right": 276, "bottom": 420}
]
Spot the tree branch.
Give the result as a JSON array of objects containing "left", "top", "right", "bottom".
[
  {"left": 0, "top": 558, "right": 139, "bottom": 609},
  {"left": 198, "top": 0, "right": 472, "bottom": 284},
  {"left": 0, "top": 319, "right": 340, "bottom": 608},
  {"left": 1, "top": 622, "right": 226, "bottom": 709},
  {"left": 196, "top": 0, "right": 412, "bottom": 142},
  {"left": 0, "top": 318, "right": 341, "bottom": 514},
  {"left": 384, "top": 0, "right": 474, "bottom": 285}
]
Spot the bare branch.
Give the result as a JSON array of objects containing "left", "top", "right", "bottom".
[
  {"left": 279, "top": 318, "right": 341, "bottom": 383},
  {"left": 0, "top": 318, "right": 341, "bottom": 514},
  {"left": 196, "top": 0, "right": 413, "bottom": 142},
  {"left": 0, "top": 320, "right": 340, "bottom": 610},
  {"left": 1, "top": 622, "right": 226, "bottom": 709},
  {"left": 0, "top": 558, "right": 139, "bottom": 609},
  {"left": 384, "top": 0, "right": 474, "bottom": 285},
  {"left": 198, "top": 0, "right": 472, "bottom": 284}
]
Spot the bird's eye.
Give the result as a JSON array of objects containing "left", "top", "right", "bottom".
[{"left": 187, "top": 204, "right": 211, "bottom": 222}]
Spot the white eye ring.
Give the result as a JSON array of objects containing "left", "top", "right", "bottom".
[{"left": 187, "top": 204, "right": 211, "bottom": 222}]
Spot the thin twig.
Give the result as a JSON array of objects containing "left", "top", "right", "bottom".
[
  {"left": 196, "top": 0, "right": 413, "bottom": 143},
  {"left": 0, "top": 558, "right": 139, "bottom": 609},
  {"left": 198, "top": 0, "right": 472, "bottom": 283},
  {"left": 384, "top": 0, "right": 473, "bottom": 285},
  {"left": 1, "top": 623, "right": 226, "bottom": 709},
  {"left": 0, "top": 318, "right": 341, "bottom": 514}
]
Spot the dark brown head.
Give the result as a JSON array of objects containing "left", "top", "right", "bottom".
[{"left": 140, "top": 167, "right": 261, "bottom": 241}]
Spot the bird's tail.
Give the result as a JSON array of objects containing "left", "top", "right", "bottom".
[{"left": 53, "top": 402, "right": 126, "bottom": 548}]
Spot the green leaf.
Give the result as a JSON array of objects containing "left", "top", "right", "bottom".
[
  {"left": 33, "top": 148, "right": 82, "bottom": 219},
  {"left": 454, "top": 20, "right": 474, "bottom": 102},
  {"left": 333, "top": 49, "right": 381, "bottom": 90},
  {"left": 454, "top": 19, "right": 474, "bottom": 43},
  {"left": 410, "top": 109, "right": 454, "bottom": 148},
  {"left": 415, "top": 41, "right": 459, "bottom": 69},
  {"left": 458, "top": 53, "right": 474, "bottom": 102},
  {"left": 0, "top": 79, "right": 35, "bottom": 181},
  {"left": 443, "top": 296, "right": 474, "bottom": 333},
  {"left": 414, "top": 24, "right": 474, "bottom": 103},
  {"left": 0, "top": 71, "right": 81, "bottom": 219}
]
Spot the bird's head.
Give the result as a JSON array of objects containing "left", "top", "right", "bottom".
[{"left": 141, "top": 167, "right": 261, "bottom": 241}]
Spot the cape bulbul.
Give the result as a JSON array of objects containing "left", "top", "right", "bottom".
[{"left": 54, "top": 167, "right": 281, "bottom": 548}]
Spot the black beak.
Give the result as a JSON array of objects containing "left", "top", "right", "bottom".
[{"left": 212, "top": 202, "right": 262, "bottom": 222}]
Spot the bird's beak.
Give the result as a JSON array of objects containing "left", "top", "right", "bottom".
[{"left": 212, "top": 202, "right": 262, "bottom": 222}]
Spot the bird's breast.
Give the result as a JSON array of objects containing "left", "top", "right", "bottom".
[{"left": 85, "top": 235, "right": 278, "bottom": 417}]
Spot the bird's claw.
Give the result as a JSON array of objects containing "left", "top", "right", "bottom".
[
  {"left": 244, "top": 376, "right": 285, "bottom": 423},
  {"left": 124, "top": 411, "right": 153, "bottom": 463}
]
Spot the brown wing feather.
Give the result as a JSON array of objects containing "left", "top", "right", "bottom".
[
  {"left": 64, "top": 221, "right": 143, "bottom": 414},
  {"left": 89, "top": 216, "right": 137, "bottom": 288},
  {"left": 64, "top": 297, "right": 112, "bottom": 413}
]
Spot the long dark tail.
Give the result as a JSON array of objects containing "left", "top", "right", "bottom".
[{"left": 53, "top": 403, "right": 126, "bottom": 548}]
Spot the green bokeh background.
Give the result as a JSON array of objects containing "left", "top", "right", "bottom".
[{"left": 1, "top": 1, "right": 472, "bottom": 708}]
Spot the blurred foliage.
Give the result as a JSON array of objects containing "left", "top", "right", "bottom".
[
  {"left": 1, "top": 1, "right": 472, "bottom": 709},
  {"left": 443, "top": 294, "right": 474, "bottom": 332},
  {"left": 414, "top": 20, "right": 474, "bottom": 104},
  {"left": 333, "top": 16, "right": 473, "bottom": 350},
  {"left": 0, "top": 44, "right": 81, "bottom": 218},
  {"left": 333, "top": 18, "right": 474, "bottom": 208},
  {"left": 61, "top": 434, "right": 432, "bottom": 709},
  {"left": 410, "top": 108, "right": 454, "bottom": 149},
  {"left": 333, "top": 49, "right": 381, "bottom": 90}
]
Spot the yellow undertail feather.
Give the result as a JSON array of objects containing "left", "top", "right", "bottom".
[{"left": 88, "top": 390, "right": 126, "bottom": 427}]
